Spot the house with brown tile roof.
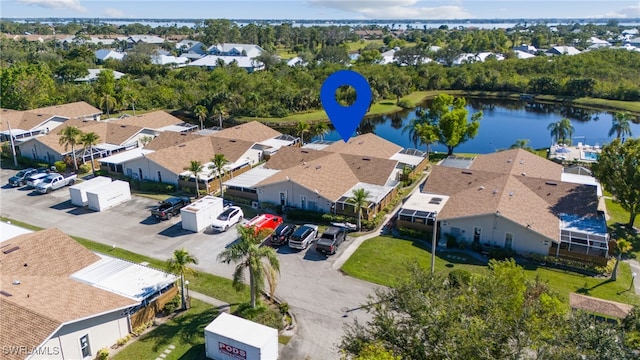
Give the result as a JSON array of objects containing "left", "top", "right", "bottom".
[
  {"left": 0, "top": 226, "right": 177, "bottom": 360},
  {"left": 213, "top": 121, "right": 283, "bottom": 143},
  {"left": 399, "top": 148, "right": 609, "bottom": 265}
]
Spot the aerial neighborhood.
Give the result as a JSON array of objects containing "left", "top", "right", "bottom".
[{"left": 1, "top": 15, "right": 640, "bottom": 360}]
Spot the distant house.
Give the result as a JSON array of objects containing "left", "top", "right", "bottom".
[
  {"left": 127, "top": 35, "right": 166, "bottom": 45},
  {"left": 95, "top": 49, "right": 126, "bottom": 62},
  {"left": 513, "top": 50, "right": 536, "bottom": 59},
  {"left": 187, "top": 55, "right": 264, "bottom": 72},
  {"left": 546, "top": 46, "right": 581, "bottom": 56},
  {"left": 175, "top": 39, "right": 206, "bottom": 54},
  {"left": 452, "top": 52, "right": 504, "bottom": 65},
  {"left": 354, "top": 29, "right": 384, "bottom": 40},
  {"left": 207, "top": 43, "right": 264, "bottom": 58},
  {"left": 0, "top": 226, "right": 177, "bottom": 360},
  {"left": 75, "top": 68, "right": 125, "bottom": 82},
  {"left": 0, "top": 101, "right": 102, "bottom": 144},
  {"left": 513, "top": 44, "right": 538, "bottom": 54},
  {"left": 398, "top": 149, "right": 609, "bottom": 265},
  {"left": 225, "top": 133, "right": 428, "bottom": 219},
  {"left": 151, "top": 54, "right": 189, "bottom": 66}
]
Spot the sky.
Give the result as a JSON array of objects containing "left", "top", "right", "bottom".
[{"left": 1, "top": 0, "right": 639, "bottom": 20}]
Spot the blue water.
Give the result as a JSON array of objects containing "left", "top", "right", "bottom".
[{"left": 312, "top": 99, "right": 640, "bottom": 154}]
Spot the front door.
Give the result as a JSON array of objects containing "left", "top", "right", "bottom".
[
  {"left": 473, "top": 227, "right": 481, "bottom": 243},
  {"left": 505, "top": 233, "right": 513, "bottom": 249}
]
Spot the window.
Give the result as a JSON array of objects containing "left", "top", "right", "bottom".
[
  {"left": 473, "top": 227, "right": 482, "bottom": 243},
  {"left": 157, "top": 171, "right": 162, "bottom": 183},
  {"left": 300, "top": 195, "right": 307, "bottom": 210},
  {"left": 279, "top": 192, "right": 286, "bottom": 206},
  {"left": 505, "top": 233, "right": 513, "bottom": 249},
  {"left": 138, "top": 168, "right": 143, "bottom": 180},
  {"left": 80, "top": 334, "right": 91, "bottom": 358}
]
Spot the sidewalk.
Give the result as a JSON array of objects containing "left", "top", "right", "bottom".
[
  {"left": 626, "top": 259, "right": 640, "bottom": 294},
  {"left": 188, "top": 291, "right": 230, "bottom": 312}
]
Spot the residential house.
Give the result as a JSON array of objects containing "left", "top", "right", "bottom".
[
  {"left": 95, "top": 49, "right": 126, "bottom": 62},
  {"left": 105, "top": 121, "right": 297, "bottom": 193},
  {"left": 0, "top": 101, "right": 102, "bottom": 144},
  {"left": 225, "top": 133, "right": 428, "bottom": 219},
  {"left": 187, "top": 55, "right": 264, "bottom": 72},
  {"left": 513, "top": 44, "right": 538, "bottom": 54},
  {"left": 354, "top": 29, "right": 384, "bottom": 40},
  {"left": 175, "top": 39, "right": 206, "bottom": 54},
  {"left": 513, "top": 50, "right": 537, "bottom": 59},
  {"left": 19, "top": 110, "right": 186, "bottom": 165},
  {"left": 546, "top": 45, "right": 581, "bottom": 56},
  {"left": 0, "top": 226, "right": 177, "bottom": 360},
  {"left": 151, "top": 54, "right": 189, "bottom": 66},
  {"left": 207, "top": 43, "right": 264, "bottom": 58},
  {"left": 398, "top": 149, "right": 609, "bottom": 265},
  {"left": 75, "top": 69, "right": 125, "bottom": 82}
]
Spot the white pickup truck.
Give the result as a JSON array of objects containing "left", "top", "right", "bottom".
[{"left": 35, "top": 173, "right": 77, "bottom": 194}]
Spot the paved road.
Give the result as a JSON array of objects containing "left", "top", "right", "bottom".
[{"left": 0, "top": 169, "right": 380, "bottom": 359}]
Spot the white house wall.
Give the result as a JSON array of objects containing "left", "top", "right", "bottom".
[
  {"left": 30, "top": 310, "right": 130, "bottom": 360},
  {"left": 19, "top": 139, "right": 63, "bottom": 164},
  {"left": 258, "top": 182, "right": 332, "bottom": 212},
  {"left": 123, "top": 156, "right": 179, "bottom": 185},
  {"left": 440, "top": 214, "right": 553, "bottom": 256}
]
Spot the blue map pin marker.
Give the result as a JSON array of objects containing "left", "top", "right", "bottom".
[{"left": 320, "top": 70, "right": 372, "bottom": 142}]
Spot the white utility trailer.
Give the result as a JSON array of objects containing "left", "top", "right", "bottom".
[
  {"left": 69, "top": 176, "right": 113, "bottom": 206},
  {"left": 180, "top": 195, "right": 224, "bottom": 232},
  {"left": 204, "top": 312, "right": 278, "bottom": 360},
  {"left": 86, "top": 180, "right": 131, "bottom": 212}
]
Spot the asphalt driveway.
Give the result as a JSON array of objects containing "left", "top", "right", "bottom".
[{"left": 0, "top": 169, "right": 380, "bottom": 359}]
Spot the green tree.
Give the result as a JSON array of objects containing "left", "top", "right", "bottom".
[
  {"left": 98, "top": 94, "right": 117, "bottom": 118},
  {"left": 313, "top": 122, "right": 330, "bottom": 141},
  {"left": 348, "top": 188, "right": 371, "bottom": 231},
  {"left": 0, "top": 62, "right": 56, "bottom": 110},
  {"left": 209, "top": 153, "right": 229, "bottom": 198},
  {"left": 184, "top": 160, "right": 204, "bottom": 198},
  {"left": 510, "top": 138, "right": 534, "bottom": 152},
  {"left": 218, "top": 224, "right": 280, "bottom": 309},
  {"left": 58, "top": 126, "right": 83, "bottom": 171},
  {"left": 592, "top": 138, "right": 640, "bottom": 227},
  {"left": 547, "top": 118, "right": 574, "bottom": 145},
  {"left": 414, "top": 122, "right": 439, "bottom": 159},
  {"left": 213, "top": 103, "right": 227, "bottom": 128},
  {"left": 608, "top": 112, "right": 634, "bottom": 140},
  {"left": 295, "top": 120, "right": 311, "bottom": 145},
  {"left": 80, "top": 132, "right": 100, "bottom": 176},
  {"left": 425, "top": 94, "right": 482, "bottom": 156},
  {"left": 166, "top": 248, "right": 198, "bottom": 311},
  {"left": 194, "top": 105, "right": 208, "bottom": 130},
  {"left": 610, "top": 239, "right": 633, "bottom": 281}
]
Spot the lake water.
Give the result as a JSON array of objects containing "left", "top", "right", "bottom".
[{"left": 311, "top": 99, "right": 640, "bottom": 154}]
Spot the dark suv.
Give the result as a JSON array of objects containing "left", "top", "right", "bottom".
[{"left": 270, "top": 223, "right": 296, "bottom": 246}]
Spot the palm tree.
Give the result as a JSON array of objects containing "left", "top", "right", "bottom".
[
  {"left": 608, "top": 112, "right": 634, "bottom": 140},
  {"left": 611, "top": 239, "right": 632, "bottom": 281},
  {"left": 194, "top": 105, "right": 208, "bottom": 130},
  {"left": 296, "top": 120, "right": 310, "bottom": 145},
  {"left": 313, "top": 122, "right": 330, "bottom": 141},
  {"left": 80, "top": 132, "right": 100, "bottom": 176},
  {"left": 209, "top": 153, "right": 229, "bottom": 198},
  {"left": 547, "top": 118, "right": 574, "bottom": 145},
  {"left": 218, "top": 225, "right": 280, "bottom": 309},
  {"left": 510, "top": 139, "right": 534, "bottom": 152},
  {"left": 348, "top": 188, "right": 371, "bottom": 231},
  {"left": 184, "top": 160, "right": 203, "bottom": 198},
  {"left": 58, "top": 126, "right": 83, "bottom": 171},
  {"left": 99, "top": 94, "right": 117, "bottom": 118},
  {"left": 166, "top": 248, "right": 198, "bottom": 311},
  {"left": 213, "top": 103, "right": 226, "bottom": 128},
  {"left": 414, "top": 122, "right": 439, "bottom": 160}
]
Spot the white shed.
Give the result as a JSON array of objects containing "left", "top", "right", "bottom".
[
  {"left": 69, "top": 176, "right": 113, "bottom": 206},
  {"left": 204, "top": 312, "right": 278, "bottom": 360},
  {"left": 180, "top": 195, "right": 224, "bottom": 232},
  {"left": 86, "top": 180, "right": 132, "bottom": 212}
]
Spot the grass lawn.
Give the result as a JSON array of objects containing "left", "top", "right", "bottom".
[
  {"left": 341, "top": 236, "right": 640, "bottom": 307},
  {"left": 113, "top": 299, "right": 216, "bottom": 360},
  {"left": 0, "top": 217, "right": 249, "bottom": 305},
  {"left": 604, "top": 198, "right": 640, "bottom": 259},
  {"left": 605, "top": 198, "right": 639, "bottom": 228},
  {"left": 345, "top": 39, "right": 385, "bottom": 52}
]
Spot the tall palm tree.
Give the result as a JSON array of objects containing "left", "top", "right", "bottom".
[
  {"left": 547, "top": 118, "right": 574, "bottom": 145},
  {"left": 58, "top": 126, "right": 83, "bottom": 171},
  {"left": 213, "top": 103, "right": 226, "bottom": 128},
  {"left": 608, "top": 112, "right": 634, "bottom": 140},
  {"left": 184, "top": 160, "right": 203, "bottom": 198},
  {"left": 296, "top": 120, "right": 310, "bottom": 145},
  {"left": 414, "top": 122, "right": 439, "bottom": 160},
  {"left": 313, "top": 122, "right": 330, "bottom": 141},
  {"left": 166, "top": 248, "right": 198, "bottom": 311},
  {"left": 99, "top": 94, "right": 117, "bottom": 119},
  {"left": 348, "top": 188, "right": 371, "bottom": 231},
  {"left": 218, "top": 225, "right": 280, "bottom": 309},
  {"left": 80, "top": 132, "right": 100, "bottom": 176},
  {"left": 209, "top": 153, "right": 229, "bottom": 198},
  {"left": 194, "top": 105, "right": 208, "bottom": 130}
]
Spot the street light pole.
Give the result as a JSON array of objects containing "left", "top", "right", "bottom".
[
  {"left": 630, "top": 272, "right": 637, "bottom": 291},
  {"left": 431, "top": 211, "right": 438, "bottom": 274},
  {"left": 184, "top": 280, "right": 190, "bottom": 309}
]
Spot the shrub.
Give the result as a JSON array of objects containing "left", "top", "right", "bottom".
[
  {"left": 235, "top": 302, "right": 283, "bottom": 330},
  {"left": 163, "top": 294, "right": 181, "bottom": 315},
  {"left": 489, "top": 248, "right": 517, "bottom": 260},
  {"left": 53, "top": 161, "right": 66, "bottom": 173},
  {"left": 470, "top": 241, "right": 483, "bottom": 252},
  {"left": 397, "top": 99, "right": 413, "bottom": 109},
  {"left": 78, "top": 163, "right": 92, "bottom": 174},
  {"left": 397, "top": 227, "right": 428, "bottom": 240},
  {"left": 278, "top": 302, "right": 289, "bottom": 315},
  {"left": 448, "top": 269, "right": 472, "bottom": 288},
  {"left": 96, "top": 348, "right": 109, "bottom": 360},
  {"left": 445, "top": 233, "right": 458, "bottom": 249},
  {"left": 116, "top": 335, "right": 131, "bottom": 347}
]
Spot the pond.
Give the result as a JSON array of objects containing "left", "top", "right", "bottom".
[{"left": 309, "top": 98, "right": 640, "bottom": 154}]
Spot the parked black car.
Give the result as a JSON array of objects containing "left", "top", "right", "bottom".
[
  {"left": 150, "top": 196, "right": 191, "bottom": 220},
  {"left": 269, "top": 223, "right": 296, "bottom": 246},
  {"left": 316, "top": 227, "right": 347, "bottom": 255},
  {"left": 8, "top": 167, "right": 48, "bottom": 187}
]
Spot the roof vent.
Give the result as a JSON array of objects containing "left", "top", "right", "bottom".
[
  {"left": 507, "top": 158, "right": 512, "bottom": 163},
  {"left": 12, "top": 280, "right": 20, "bottom": 285},
  {"left": 478, "top": 186, "right": 485, "bottom": 190},
  {"left": 229, "top": 140, "right": 236, "bottom": 143},
  {"left": 120, "top": 125, "right": 127, "bottom": 128},
  {"left": 545, "top": 181, "right": 558, "bottom": 186},
  {"left": 429, "top": 197, "right": 443, "bottom": 204},
  {"left": 509, "top": 191, "right": 514, "bottom": 197},
  {"left": 519, "top": 159, "right": 524, "bottom": 164},
  {"left": 522, "top": 172, "right": 526, "bottom": 176},
  {"left": 3, "top": 246, "right": 20, "bottom": 254},
  {"left": 362, "top": 157, "right": 371, "bottom": 161},
  {"left": 315, "top": 165, "right": 322, "bottom": 170},
  {"left": 461, "top": 171, "right": 473, "bottom": 175},
  {"left": 301, "top": 150, "right": 308, "bottom": 153},
  {"left": 492, "top": 189, "right": 498, "bottom": 194},
  {"left": 178, "top": 144, "right": 186, "bottom": 147},
  {"left": 0, "top": 291, "right": 12, "bottom": 297}
]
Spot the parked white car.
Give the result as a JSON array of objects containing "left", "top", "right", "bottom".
[
  {"left": 211, "top": 206, "right": 244, "bottom": 232},
  {"left": 25, "top": 173, "right": 50, "bottom": 188}
]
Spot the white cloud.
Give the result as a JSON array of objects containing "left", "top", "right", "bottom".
[
  {"left": 587, "top": 5, "right": 640, "bottom": 18},
  {"left": 17, "top": 0, "right": 86, "bottom": 13},
  {"left": 310, "top": 0, "right": 473, "bottom": 19},
  {"left": 103, "top": 7, "right": 125, "bottom": 18}
]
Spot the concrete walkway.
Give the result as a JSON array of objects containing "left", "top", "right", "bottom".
[
  {"left": 188, "top": 291, "right": 231, "bottom": 312},
  {"left": 626, "top": 259, "right": 640, "bottom": 294}
]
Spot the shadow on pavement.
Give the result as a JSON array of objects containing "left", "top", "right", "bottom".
[
  {"left": 158, "top": 223, "right": 193, "bottom": 238},
  {"left": 50, "top": 200, "right": 76, "bottom": 211},
  {"left": 303, "top": 247, "right": 327, "bottom": 261}
]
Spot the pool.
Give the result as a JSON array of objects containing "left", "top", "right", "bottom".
[{"left": 581, "top": 151, "right": 599, "bottom": 161}]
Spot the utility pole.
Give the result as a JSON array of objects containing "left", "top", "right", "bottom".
[
  {"left": 7, "top": 121, "right": 18, "bottom": 167},
  {"left": 431, "top": 211, "right": 438, "bottom": 274}
]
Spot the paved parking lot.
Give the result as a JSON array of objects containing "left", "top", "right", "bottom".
[{"left": 0, "top": 169, "right": 380, "bottom": 359}]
